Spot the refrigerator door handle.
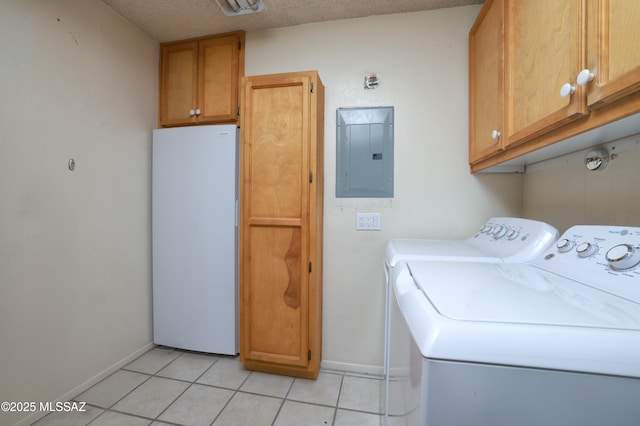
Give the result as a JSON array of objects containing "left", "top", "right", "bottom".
[{"left": 235, "top": 198, "right": 239, "bottom": 228}]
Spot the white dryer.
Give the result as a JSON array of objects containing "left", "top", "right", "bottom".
[
  {"left": 388, "top": 225, "right": 640, "bottom": 426},
  {"left": 382, "top": 217, "right": 558, "bottom": 418}
]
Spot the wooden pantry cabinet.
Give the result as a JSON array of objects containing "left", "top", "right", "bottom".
[
  {"left": 469, "top": 0, "right": 640, "bottom": 172},
  {"left": 239, "top": 71, "right": 324, "bottom": 379},
  {"left": 159, "top": 31, "right": 244, "bottom": 127}
]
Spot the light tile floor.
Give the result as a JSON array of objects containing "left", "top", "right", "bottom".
[{"left": 33, "top": 347, "right": 387, "bottom": 426}]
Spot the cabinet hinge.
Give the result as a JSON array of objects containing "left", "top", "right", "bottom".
[
  {"left": 310, "top": 82, "right": 314, "bottom": 93},
  {"left": 237, "top": 106, "right": 240, "bottom": 116},
  {"left": 309, "top": 172, "right": 313, "bottom": 183},
  {"left": 238, "top": 41, "right": 242, "bottom": 50},
  {"left": 308, "top": 350, "right": 311, "bottom": 361},
  {"left": 308, "top": 262, "right": 312, "bottom": 273}
]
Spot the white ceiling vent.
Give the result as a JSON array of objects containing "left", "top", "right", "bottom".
[{"left": 216, "top": 0, "right": 265, "bottom": 16}]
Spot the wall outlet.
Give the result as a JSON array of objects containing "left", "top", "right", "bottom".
[{"left": 356, "top": 213, "right": 381, "bottom": 231}]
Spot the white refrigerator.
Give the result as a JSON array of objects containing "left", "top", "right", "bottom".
[{"left": 152, "top": 124, "right": 238, "bottom": 355}]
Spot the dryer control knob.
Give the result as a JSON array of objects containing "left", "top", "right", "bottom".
[
  {"left": 556, "top": 238, "right": 575, "bottom": 253},
  {"left": 606, "top": 244, "right": 640, "bottom": 270},
  {"left": 506, "top": 229, "right": 519, "bottom": 240},
  {"left": 576, "top": 242, "right": 598, "bottom": 258}
]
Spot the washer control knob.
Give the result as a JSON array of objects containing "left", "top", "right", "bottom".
[
  {"left": 480, "top": 225, "right": 491, "bottom": 233},
  {"left": 556, "top": 238, "right": 575, "bottom": 253},
  {"left": 576, "top": 242, "right": 598, "bottom": 258},
  {"left": 606, "top": 244, "right": 640, "bottom": 270},
  {"left": 493, "top": 226, "right": 508, "bottom": 239},
  {"left": 506, "top": 229, "right": 519, "bottom": 240}
]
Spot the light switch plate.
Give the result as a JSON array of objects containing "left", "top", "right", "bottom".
[{"left": 356, "top": 213, "right": 381, "bottom": 230}]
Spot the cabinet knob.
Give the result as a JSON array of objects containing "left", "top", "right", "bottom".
[
  {"left": 560, "top": 83, "right": 576, "bottom": 98},
  {"left": 195, "top": 108, "right": 201, "bottom": 116},
  {"left": 577, "top": 69, "right": 595, "bottom": 86},
  {"left": 491, "top": 130, "right": 501, "bottom": 140},
  {"left": 189, "top": 109, "right": 196, "bottom": 116}
]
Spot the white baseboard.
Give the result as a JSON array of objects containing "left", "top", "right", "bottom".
[
  {"left": 321, "top": 360, "right": 384, "bottom": 378},
  {"left": 16, "top": 342, "right": 154, "bottom": 426}
]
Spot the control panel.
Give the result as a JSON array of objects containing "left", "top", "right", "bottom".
[
  {"left": 535, "top": 226, "right": 640, "bottom": 303},
  {"left": 468, "top": 217, "right": 559, "bottom": 262}
]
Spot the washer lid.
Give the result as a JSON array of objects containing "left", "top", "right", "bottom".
[
  {"left": 408, "top": 261, "right": 640, "bottom": 329},
  {"left": 397, "top": 261, "right": 640, "bottom": 377}
]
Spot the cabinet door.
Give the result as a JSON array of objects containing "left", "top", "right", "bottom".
[
  {"left": 505, "top": 0, "right": 588, "bottom": 147},
  {"left": 469, "top": 0, "right": 504, "bottom": 164},
  {"left": 241, "top": 75, "right": 312, "bottom": 368},
  {"left": 160, "top": 42, "right": 198, "bottom": 126},
  {"left": 198, "top": 35, "right": 241, "bottom": 123},
  {"left": 585, "top": 0, "right": 640, "bottom": 108}
]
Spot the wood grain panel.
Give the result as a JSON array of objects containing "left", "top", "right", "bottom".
[
  {"left": 586, "top": 0, "right": 640, "bottom": 108},
  {"left": 249, "top": 84, "right": 305, "bottom": 219},
  {"left": 161, "top": 43, "right": 197, "bottom": 124},
  {"left": 607, "top": 0, "right": 640, "bottom": 80},
  {"left": 505, "top": 0, "right": 587, "bottom": 146},
  {"left": 245, "top": 226, "right": 307, "bottom": 366},
  {"left": 469, "top": 0, "right": 504, "bottom": 164},
  {"left": 199, "top": 37, "right": 238, "bottom": 121},
  {"left": 511, "top": 1, "right": 572, "bottom": 130}
]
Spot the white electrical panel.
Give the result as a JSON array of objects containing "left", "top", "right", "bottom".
[{"left": 336, "top": 107, "right": 394, "bottom": 198}]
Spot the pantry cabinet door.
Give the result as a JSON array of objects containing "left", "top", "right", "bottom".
[
  {"left": 585, "top": 0, "right": 640, "bottom": 108},
  {"left": 504, "top": 0, "right": 588, "bottom": 147},
  {"left": 240, "top": 75, "right": 312, "bottom": 369}
]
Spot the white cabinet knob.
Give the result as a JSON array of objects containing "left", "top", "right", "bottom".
[
  {"left": 491, "top": 130, "right": 501, "bottom": 140},
  {"left": 560, "top": 83, "right": 576, "bottom": 98},
  {"left": 189, "top": 109, "right": 196, "bottom": 116},
  {"left": 195, "top": 108, "right": 201, "bottom": 116},
  {"left": 577, "top": 69, "right": 595, "bottom": 86}
]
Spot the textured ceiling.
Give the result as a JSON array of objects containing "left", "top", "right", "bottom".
[{"left": 100, "top": 0, "right": 483, "bottom": 43}]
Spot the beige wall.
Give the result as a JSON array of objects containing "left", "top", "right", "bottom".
[
  {"left": 245, "top": 6, "right": 523, "bottom": 372},
  {"left": 0, "top": 0, "right": 158, "bottom": 424},
  {"left": 0, "top": 4, "right": 527, "bottom": 422},
  {"left": 523, "top": 135, "right": 640, "bottom": 233}
]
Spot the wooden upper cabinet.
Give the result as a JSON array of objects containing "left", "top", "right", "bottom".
[
  {"left": 584, "top": 0, "right": 640, "bottom": 108},
  {"left": 159, "top": 31, "right": 244, "bottom": 127},
  {"left": 469, "top": 0, "right": 505, "bottom": 164},
  {"left": 504, "top": 0, "right": 588, "bottom": 147},
  {"left": 160, "top": 42, "right": 198, "bottom": 126},
  {"left": 469, "top": 0, "right": 640, "bottom": 171}
]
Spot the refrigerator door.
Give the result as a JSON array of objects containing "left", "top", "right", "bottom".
[{"left": 152, "top": 125, "right": 238, "bottom": 354}]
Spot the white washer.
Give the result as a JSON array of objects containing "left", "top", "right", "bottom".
[
  {"left": 388, "top": 225, "right": 640, "bottom": 426},
  {"left": 382, "top": 217, "right": 558, "bottom": 418}
]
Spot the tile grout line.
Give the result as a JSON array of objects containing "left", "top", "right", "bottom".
[
  {"left": 56, "top": 346, "right": 386, "bottom": 426},
  {"left": 269, "top": 374, "right": 296, "bottom": 426},
  {"left": 85, "top": 348, "right": 184, "bottom": 425},
  {"left": 332, "top": 374, "right": 345, "bottom": 426}
]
